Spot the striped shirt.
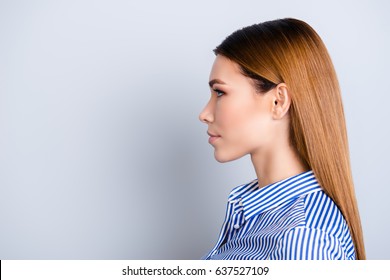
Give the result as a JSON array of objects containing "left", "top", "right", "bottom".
[{"left": 203, "top": 170, "right": 355, "bottom": 260}]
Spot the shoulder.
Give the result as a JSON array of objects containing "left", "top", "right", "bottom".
[
  {"left": 268, "top": 190, "right": 355, "bottom": 260},
  {"left": 303, "top": 190, "right": 350, "bottom": 239},
  {"left": 269, "top": 226, "right": 355, "bottom": 260}
]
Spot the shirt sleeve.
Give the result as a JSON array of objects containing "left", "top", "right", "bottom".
[{"left": 269, "top": 227, "right": 351, "bottom": 260}]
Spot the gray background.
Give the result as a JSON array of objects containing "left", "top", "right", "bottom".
[{"left": 0, "top": 0, "right": 388, "bottom": 259}]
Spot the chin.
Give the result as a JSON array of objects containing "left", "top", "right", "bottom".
[
  {"left": 214, "top": 150, "right": 243, "bottom": 163},
  {"left": 215, "top": 156, "right": 230, "bottom": 163}
]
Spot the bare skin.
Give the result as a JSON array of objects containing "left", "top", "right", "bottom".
[{"left": 199, "top": 55, "right": 308, "bottom": 188}]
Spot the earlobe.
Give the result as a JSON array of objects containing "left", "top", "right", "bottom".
[{"left": 272, "top": 83, "right": 291, "bottom": 120}]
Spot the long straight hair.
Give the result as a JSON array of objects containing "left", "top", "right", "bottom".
[{"left": 214, "top": 18, "right": 365, "bottom": 259}]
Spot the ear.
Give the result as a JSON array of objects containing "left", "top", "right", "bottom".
[{"left": 272, "top": 83, "right": 291, "bottom": 120}]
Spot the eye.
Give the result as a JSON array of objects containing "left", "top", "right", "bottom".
[{"left": 213, "top": 88, "right": 225, "bottom": 97}]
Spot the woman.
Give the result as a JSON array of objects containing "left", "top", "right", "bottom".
[{"left": 199, "top": 18, "right": 365, "bottom": 260}]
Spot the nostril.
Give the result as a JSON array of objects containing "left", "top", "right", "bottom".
[
  {"left": 199, "top": 109, "right": 208, "bottom": 123},
  {"left": 200, "top": 112, "right": 212, "bottom": 124},
  {"left": 199, "top": 101, "right": 214, "bottom": 124},
  {"left": 200, "top": 116, "right": 209, "bottom": 124}
]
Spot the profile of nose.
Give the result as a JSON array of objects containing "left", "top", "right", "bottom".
[{"left": 199, "top": 104, "right": 213, "bottom": 124}]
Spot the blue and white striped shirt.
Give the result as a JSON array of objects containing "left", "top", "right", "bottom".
[{"left": 203, "top": 170, "right": 355, "bottom": 260}]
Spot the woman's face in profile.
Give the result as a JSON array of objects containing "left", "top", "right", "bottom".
[{"left": 199, "top": 55, "right": 276, "bottom": 163}]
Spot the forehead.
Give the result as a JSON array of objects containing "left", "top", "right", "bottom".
[{"left": 209, "top": 55, "right": 243, "bottom": 82}]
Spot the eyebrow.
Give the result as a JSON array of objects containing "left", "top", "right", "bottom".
[{"left": 208, "top": 79, "right": 226, "bottom": 88}]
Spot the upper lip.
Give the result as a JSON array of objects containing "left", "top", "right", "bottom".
[{"left": 207, "top": 131, "right": 220, "bottom": 137}]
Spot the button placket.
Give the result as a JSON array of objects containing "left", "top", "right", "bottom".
[{"left": 232, "top": 198, "right": 245, "bottom": 230}]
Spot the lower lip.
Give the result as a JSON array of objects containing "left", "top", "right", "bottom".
[{"left": 208, "top": 136, "right": 220, "bottom": 144}]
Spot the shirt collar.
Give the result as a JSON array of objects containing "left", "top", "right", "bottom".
[{"left": 228, "top": 170, "right": 321, "bottom": 221}]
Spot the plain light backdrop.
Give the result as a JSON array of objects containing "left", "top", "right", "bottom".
[{"left": 0, "top": 0, "right": 389, "bottom": 259}]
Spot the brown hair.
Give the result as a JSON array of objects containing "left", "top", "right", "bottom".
[{"left": 214, "top": 18, "right": 365, "bottom": 259}]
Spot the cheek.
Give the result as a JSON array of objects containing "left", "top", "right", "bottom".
[
  {"left": 221, "top": 102, "right": 264, "bottom": 135},
  {"left": 216, "top": 101, "right": 245, "bottom": 131},
  {"left": 244, "top": 117, "right": 271, "bottom": 145},
  {"left": 228, "top": 105, "right": 271, "bottom": 144}
]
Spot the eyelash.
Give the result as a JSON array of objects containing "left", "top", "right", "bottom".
[{"left": 213, "top": 88, "right": 225, "bottom": 97}]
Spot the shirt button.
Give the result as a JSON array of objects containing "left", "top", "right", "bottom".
[{"left": 234, "top": 224, "right": 240, "bottom": 229}]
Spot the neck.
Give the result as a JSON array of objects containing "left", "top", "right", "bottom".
[{"left": 251, "top": 142, "right": 309, "bottom": 188}]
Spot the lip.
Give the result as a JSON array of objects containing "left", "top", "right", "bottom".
[{"left": 207, "top": 131, "right": 221, "bottom": 145}]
